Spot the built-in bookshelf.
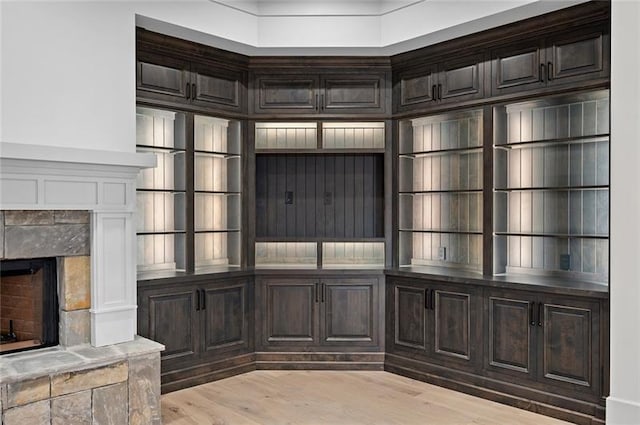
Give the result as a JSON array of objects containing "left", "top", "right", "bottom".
[
  {"left": 493, "top": 89, "right": 609, "bottom": 283},
  {"left": 254, "top": 121, "right": 386, "bottom": 268},
  {"left": 136, "top": 108, "right": 242, "bottom": 275},
  {"left": 136, "top": 107, "right": 187, "bottom": 273},
  {"left": 398, "top": 110, "right": 483, "bottom": 272}
]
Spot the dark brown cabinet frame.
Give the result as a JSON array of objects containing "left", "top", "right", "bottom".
[{"left": 136, "top": 2, "right": 610, "bottom": 423}]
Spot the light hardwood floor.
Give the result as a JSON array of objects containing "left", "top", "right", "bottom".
[{"left": 162, "top": 371, "right": 572, "bottom": 425}]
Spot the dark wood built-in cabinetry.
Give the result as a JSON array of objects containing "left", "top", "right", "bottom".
[
  {"left": 256, "top": 275, "right": 384, "bottom": 351},
  {"left": 136, "top": 2, "right": 610, "bottom": 423}
]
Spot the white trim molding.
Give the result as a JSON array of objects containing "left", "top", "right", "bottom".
[
  {"left": 0, "top": 142, "right": 155, "bottom": 347},
  {"left": 607, "top": 397, "right": 640, "bottom": 425}
]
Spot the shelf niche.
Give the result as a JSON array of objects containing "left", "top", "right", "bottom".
[
  {"left": 493, "top": 89, "right": 609, "bottom": 283},
  {"left": 398, "top": 110, "right": 484, "bottom": 272}
]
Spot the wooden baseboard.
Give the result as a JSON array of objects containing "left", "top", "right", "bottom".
[
  {"left": 161, "top": 353, "right": 256, "bottom": 394},
  {"left": 385, "top": 353, "right": 604, "bottom": 425},
  {"left": 255, "top": 351, "right": 385, "bottom": 370}
]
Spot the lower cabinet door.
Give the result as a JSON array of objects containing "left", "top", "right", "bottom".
[
  {"left": 485, "top": 291, "right": 536, "bottom": 380},
  {"left": 138, "top": 284, "right": 200, "bottom": 368},
  {"left": 321, "top": 278, "right": 381, "bottom": 347},
  {"left": 390, "top": 281, "right": 428, "bottom": 353},
  {"left": 539, "top": 297, "right": 601, "bottom": 396},
  {"left": 429, "top": 284, "right": 481, "bottom": 369},
  {"left": 201, "top": 279, "right": 252, "bottom": 358},
  {"left": 258, "top": 278, "right": 320, "bottom": 348}
]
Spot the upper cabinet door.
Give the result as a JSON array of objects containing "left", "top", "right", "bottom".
[
  {"left": 321, "top": 73, "right": 387, "bottom": 114},
  {"left": 253, "top": 74, "right": 319, "bottom": 114},
  {"left": 438, "top": 53, "right": 486, "bottom": 103},
  {"left": 191, "top": 63, "right": 246, "bottom": 112},
  {"left": 546, "top": 26, "right": 609, "bottom": 86},
  {"left": 491, "top": 41, "right": 546, "bottom": 96},
  {"left": 136, "top": 53, "right": 190, "bottom": 102},
  {"left": 395, "top": 64, "right": 438, "bottom": 112}
]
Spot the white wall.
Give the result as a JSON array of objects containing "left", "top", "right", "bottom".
[
  {"left": 608, "top": 1, "right": 640, "bottom": 423},
  {"left": 1, "top": 1, "right": 136, "bottom": 152}
]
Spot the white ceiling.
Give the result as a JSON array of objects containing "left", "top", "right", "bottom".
[
  {"left": 210, "top": 0, "right": 424, "bottom": 16},
  {"left": 135, "top": 0, "right": 589, "bottom": 55}
]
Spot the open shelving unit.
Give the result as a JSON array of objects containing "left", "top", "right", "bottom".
[
  {"left": 254, "top": 121, "right": 386, "bottom": 269},
  {"left": 136, "top": 107, "right": 187, "bottom": 273},
  {"left": 398, "top": 110, "right": 484, "bottom": 272},
  {"left": 136, "top": 108, "right": 243, "bottom": 276},
  {"left": 493, "top": 89, "right": 610, "bottom": 283}
]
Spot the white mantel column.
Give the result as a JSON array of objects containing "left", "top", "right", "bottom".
[{"left": 608, "top": 1, "right": 640, "bottom": 423}]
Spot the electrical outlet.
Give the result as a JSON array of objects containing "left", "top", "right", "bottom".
[
  {"left": 324, "top": 191, "right": 332, "bottom": 206},
  {"left": 559, "top": 254, "right": 570, "bottom": 270},
  {"left": 438, "top": 247, "right": 447, "bottom": 261},
  {"left": 285, "top": 191, "right": 294, "bottom": 205}
]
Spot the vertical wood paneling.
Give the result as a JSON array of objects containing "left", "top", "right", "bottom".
[{"left": 255, "top": 154, "right": 384, "bottom": 239}]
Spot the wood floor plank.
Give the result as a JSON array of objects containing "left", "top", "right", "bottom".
[{"left": 162, "top": 371, "right": 573, "bottom": 425}]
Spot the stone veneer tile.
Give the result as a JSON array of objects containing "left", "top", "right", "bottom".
[
  {"left": 6, "top": 376, "right": 50, "bottom": 408},
  {"left": 3, "top": 400, "right": 50, "bottom": 425},
  {"left": 51, "top": 390, "right": 91, "bottom": 425},
  {"left": 92, "top": 382, "right": 128, "bottom": 425},
  {"left": 54, "top": 211, "right": 90, "bottom": 224},
  {"left": 4, "top": 224, "right": 89, "bottom": 259},
  {"left": 4, "top": 210, "right": 54, "bottom": 226},
  {"left": 129, "top": 353, "right": 161, "bottom": 425},
  {"left": 59, "top": 309, "right": 90, "bottom": 347},
  {"left": 51, "top": 361, "right": 128, "bottom": 397},
  {"left": 59, "top": 256, "right": 91, "bottom": 311}
]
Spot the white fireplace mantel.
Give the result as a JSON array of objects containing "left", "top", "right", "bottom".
[{"left": 0, "top": 142, "right": 156, "bottom": 347}]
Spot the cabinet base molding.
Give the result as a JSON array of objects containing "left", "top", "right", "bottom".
[
  {"left": 385, "top": 353, "right": 604, "bottom": 425},
  {"left": 162, "top": 353, "right": 256, "bottom": 394},
  {"left": 255, "top": 352, "right": 385, "bottom": 371}
]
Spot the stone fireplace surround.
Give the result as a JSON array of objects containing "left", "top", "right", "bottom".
[{"left": 0, "top": 142, "right": 163, "bottom": 424}]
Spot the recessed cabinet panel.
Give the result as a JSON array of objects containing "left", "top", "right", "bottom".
[
  {"left": 493, "top": 46, "right": 544, "bottom": 93},
  {"left": 549, "top": 31, "right": 606, "bottom": 84},
  {"left": 433, "top": 291, "right": 471, "bottom": 360},
  {"left": 203, "top": 284, "right": 247, "bottom": 351},
  {"left": 543, "top": 303, "right": 594, "bottom": 387},
  {"left": 322, "top": 76, "right": 382, "bottom": 111},
  {"left": 148, "top": 291, "right": 198, "bottom": 361},
  {"left": 265, "top": 281, "right": 318, "bottom": 343},
  {"left": 323, "top": 282, "right": 375, "bottom": 344},
  {"left": 394, "top": 285, "right": 427, "bottom": 350},
  {"left": 439, "top": 55, "right": 484, "bottom": 102},
  {"left": 192, "top": 64, "right": 242, "bottom": 110},
  {"left": 255, "top": 76, "right": 318, "bottom": 113},
  {"left": 137, "top": 59, "right": 188, "bottom": 98},
  {"left": 488, "top": 297, "right": 532, "bottom": 374},
  {"left": 398, "top": 66, "right": 437, "bottom": 108}
]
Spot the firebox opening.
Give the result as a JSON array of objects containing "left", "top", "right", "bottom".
[{"left": 0, "top": 257, "right": 59, "bottom": 355}]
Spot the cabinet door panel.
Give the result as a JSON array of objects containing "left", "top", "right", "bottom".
[
  {"left": 137, "top": 55, "right": 190, "bottom": 101},
  {"left": 202, "top": 280, "right": 250, "bottom": 355},
  {"left": 488, "top": 296, "right": 534, "bottom": 375},
  {"left": 394, "top": 284, "right": 427, "bottom": 351},
  {"left": 254, "top": 75, "right": 318, "bottom": 114},
  {"left": 548, "top": 29, "right": 607, "bottom": 85},
  {"left": 262, "top": 279, "right": 319, "bottom": 346},
  {"left": 433, "top": 290, "right": 471, "bottom": 360},
  {"left": 146, "top": 289, "right": 199, "bottom": 364},
  {"left": 192, "top": 64, "right": 245, "bottom": 112},
  {"left": 492, "top": 43, "right": 545, "bottom": 95},
  {"left": 439, "top": 54, "right": 485, "bottom": 103},
  {"left": 322, "top": 279, "right": 378, "bottom": 345},
  {"left": 542, "top": 301, "right": 599, "bottom": 392},
  {"left": 322, "top": 75, "right": 385, "bottom": 113},
  {"left": 397, "top": 65, "right": 438, "bottom": 110}
]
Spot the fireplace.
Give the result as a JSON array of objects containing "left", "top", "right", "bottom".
[{"left": 0, "top": 257, "right": 59, "bottom": 354}]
